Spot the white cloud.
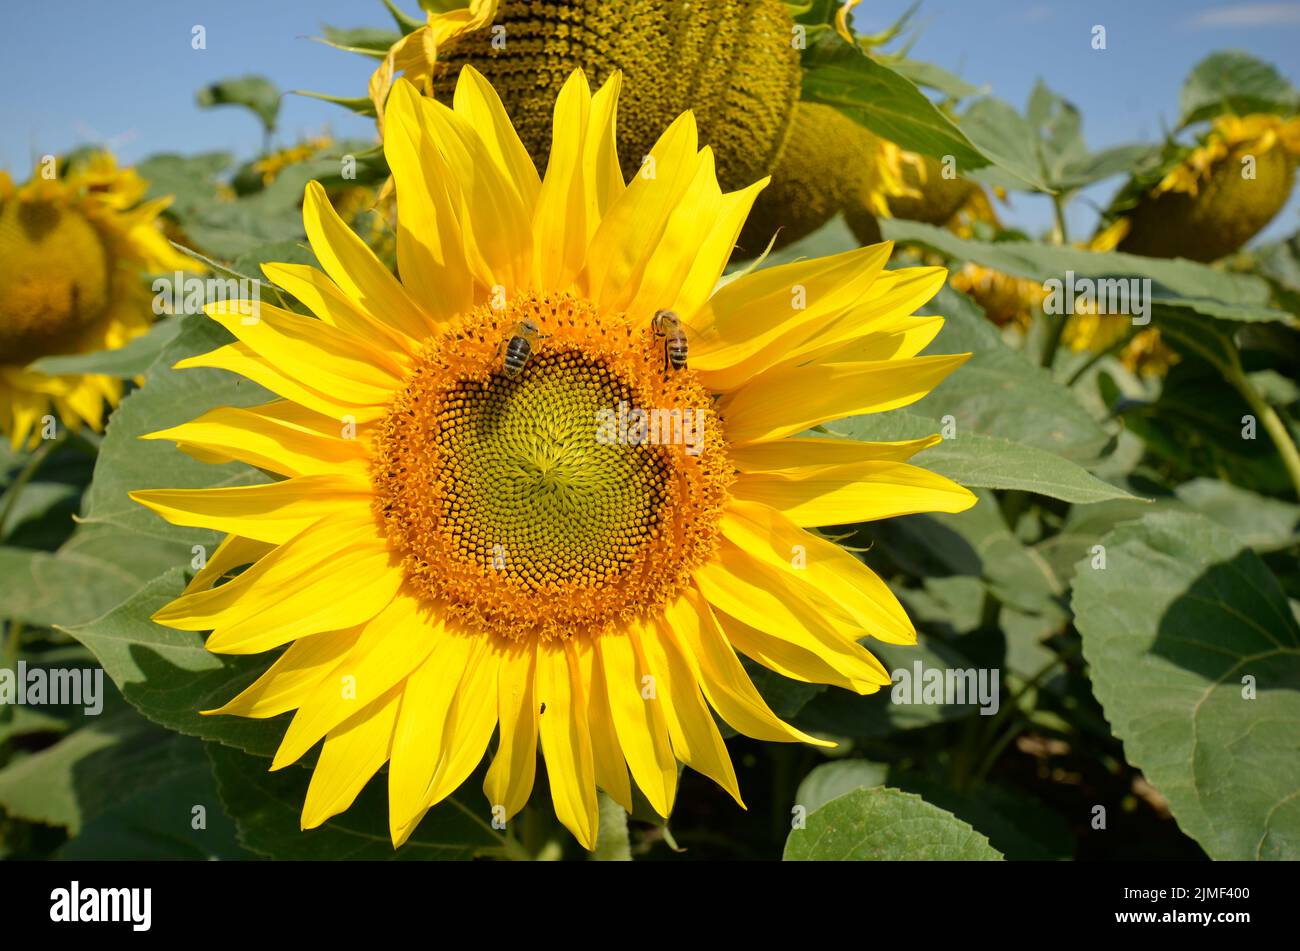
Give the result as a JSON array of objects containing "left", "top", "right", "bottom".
[{"left": 1188, "top": 2, "right": 1300, "bottom": 27}]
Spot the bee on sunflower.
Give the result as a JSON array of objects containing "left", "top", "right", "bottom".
[
  {"left": 0, "top": 153, "right": 195, "bottom": 449},
  {"left": 130, "top": 68, "right": 975, "bottom": 850}
]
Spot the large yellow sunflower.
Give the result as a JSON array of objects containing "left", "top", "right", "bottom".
[
  {"left": 131, "top": 68, "right": 974, "bottom": 850},
  {"left": 0, "top": 153, "right": 193, "bottom": 448}
]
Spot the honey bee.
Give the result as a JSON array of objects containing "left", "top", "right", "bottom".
[
  {"left": 652, "top": 309, "right": 688, "bottom": 371},
  {"left": 499, "top": 319, "right": 545, "bottom": 379}
]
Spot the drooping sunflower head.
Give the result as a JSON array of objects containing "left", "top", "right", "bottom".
[
  {"left": 0, "top": 152, "right": 194, "bottom": 448},
  {"left": 133, "top": 67, "right": 973, "bottom": 851},
  {"left": 371, "top": 0, "right": 801, "bottom": 191},
  {"left": 1110, "top": 113, "right": 1300, "bottom": 262}
]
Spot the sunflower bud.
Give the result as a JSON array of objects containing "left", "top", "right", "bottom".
[{"left": 430, "top": 0, "right": 801, "bottom": 190}]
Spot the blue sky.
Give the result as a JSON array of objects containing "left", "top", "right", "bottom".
[{"left": 2, "top": 0, "right": 1297, "bottom": 242}]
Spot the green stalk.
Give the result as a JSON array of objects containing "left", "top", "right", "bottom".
[
  {"left": 1229, "top": 364, "right": 1300, "bottom": 502},
  {"left": 591, "top": 792, "right": 632, "bottom": 861},
  {"left": 1039, "top": 193, "right": 1072, "bottom": 369}
]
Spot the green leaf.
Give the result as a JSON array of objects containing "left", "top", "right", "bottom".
[
  {"left": 784, "top": 786, "right": 1002, "bottom": 859},
  {"left": 884, "top": 57, "right": 985, "bottom": 100},
  {"left": 196, "top": 75, "right": 282, "bottom": 133},
  {"left": 913, "top": 286, "right": 1113, "bottom": 463},
  {"left": 794, "top": 760, "right": 890, "bottom": 814},
  {"left": 60, "top": 570, "right": 285, "bottom": 757},
  {"left": 28, "top": 318, "right": 183, "bottom": 379},
  {"left": 799, "top": 33, "right": 1046, "bottom": 189},
  {"left": 867, "top": 490, "right": 1064, "bottom": 615},
  {"left": 0, "top": 701, "right": 179, "bottom": 834},
  {"left": 1179, "top": 50, "right": 1297, "bottom": 127},
  {"left": 828, "top": 411, "right": 1137, "bottom": 503},
  {"left": 1073, "top": 511, "right": 1300, "bottom": 859},
  {"left": 317, "top": 25, "right": 402, "bottom": 57},
  {"left": 883, "top": 219, "right": 1290, "bottom": 324},
  {"left": 58, "top": 754, "right": 249, "bottom": 860},
  {"left": 1174, "top": 478, "right": 1300, "bottom": 552},
  {"left": 0, "top": 525, "right": 192, "bottom": 628},
  {"left": 208, "top": 743, "right": 510, "bottom": 860}
]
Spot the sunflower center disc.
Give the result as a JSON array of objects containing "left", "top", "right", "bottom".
[
  {"left": 0, "top": 199, "right": 111, "bottom": 365},
  {"left": 373, "top": 293, "right": 732, "bottom": 641}
]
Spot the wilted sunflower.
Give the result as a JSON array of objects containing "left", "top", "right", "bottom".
[
  {"left": 131, "top": 68, "right": 974, "bottom": 850},
  {"left": 0, "top": 153, "right": 193, "bottom": 448},
  {"left": 1109, "top": 113, "right": 1300, "bottom": 262}
]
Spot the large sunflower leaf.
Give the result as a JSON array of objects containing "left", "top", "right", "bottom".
[
  {"left": 1179, "top": 50, "right": 1298, "bottom": 127},
  {"left": 60, "top": 570, "right": 285, "bottom": 758},
  {"left": 799, "top": 32, "right": 1047, "bottom": 190},
  {"left": 1072, "top": 511, "right": 1300, "bottom": 859},
  {"left": 0, "top": 525, "right": 191, "bottom": 628},
  {"left": 784, "top": 786, "right": 1002, "bottom": 860}
]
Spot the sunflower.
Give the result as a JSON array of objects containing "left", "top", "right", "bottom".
[
  {"left": 367, "top": 0, "right": 801, "bottom": 191},
  {"left": 131, "top": 68, "right": 974, "bottom": 850},
  {"left": 949, "top": 263, "right": 1044, "bottom": 331},
  {"left": 1109, "top": 113, "right": 1300, "bottom": 262},
  {"left": 0, "top": 153, "right": 194, "bottom": 449}
]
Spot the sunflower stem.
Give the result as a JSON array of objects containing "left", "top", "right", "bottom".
[
  {"left": 591, "top": 792, "right": 632, "bottom": 861},
  {"left": 1227, "top": 361, "right": 1300, "bottom": 502},
  {"left": 1039, "top": 193, "right": 1071, "bottom": 369}
]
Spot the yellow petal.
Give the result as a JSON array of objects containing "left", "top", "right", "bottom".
[
  {"left": 593, "top": 631, "right": 677, "bottom": 818},
  {"left": 143, "top": 403, "right": 370, "bottom": 479},
  {"left": 274, "top": 594, "right": 438, "bottom": 770},
  {"left": 452, "top": 65, "right": 540, "bottom": 211},
  {"left": 301, "top": 685, "right": 402, "bottom": 830},
  {"left": 425, "top": 636, "right": 501, "bottom": 807},
  {"left": 155, "top": 512, "right": 399, "bottom": 655},
  {"left": 207, "top": 626, "right": 359, "bottom": 718},
  {"left": 536, "top": 639, "right": 598, "bottom": 849},
  {"left": 577, "top": 111, "right": 703, "bottom": 314},
  {"left": 388, "top": 625, "right": 477, "bottom": 844},
  {"left": 531, "top": 70, "right": 593, "bottom": 291},
  {"left": 721, "top": 353, "right": 970, "bottom": 445},
  {"left": 261, "top": 262, "right": 417, "bottom": 357},
  {"left": 691, "top": 242, "right": 893, "bottom": 391},
  {"left": 303, "top": 179, "right": 434, "bottom": 341},
  {"left": 181, "top": 534, "right": 271, "bottom": 596},
  {"left": 640, "top": 616, "right": 743, "bottom": 806},
  {"left": 730, "top": 434, "right": 941, "bottom": 472},
  {"left": 131, "top": 475, "right": 370, "bottom": 546},
  {"left": 664, "top": 588, "right": 833, "bottom": 746},
  {"left": 574, "top": 636, "right": 632, "bottom": 812},
  {"left": 204, "top": 298, "right": 408, "bottom": 395},
  {"left": 383, "top": 79, "right": 475, "bottom": 318},
  {"left": 722, "top": 499, "right": 916, "bottom": 644},
  {"left": 731, "top": 460, "right": 977, "bottom": 527},
  {"left": 483, "top": 639, "right": 539, "bottom": 824},
  {"left": 175, "top": 342, "right": 386, "bottom": 425},
  {"left": 695, "top": 543, "right": 892, "bottom": 692}
]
